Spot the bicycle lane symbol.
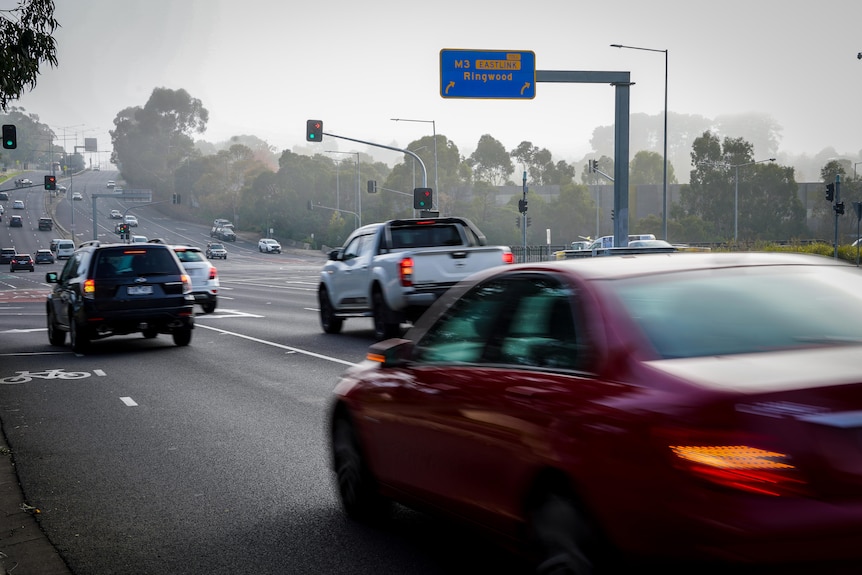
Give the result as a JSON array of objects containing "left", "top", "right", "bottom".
[{"left": 0, "top": 369, "right": 105, "bottom": 384}]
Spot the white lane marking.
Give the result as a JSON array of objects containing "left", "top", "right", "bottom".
[
  {"left": 94, "top": 369, "right": 106, "bottom": 376},
  {"left": 120, "top": 397, "right": 138, "bottom": 407},
  {"left": 196, "top": 324, "right": 357, "bottom": 367}
]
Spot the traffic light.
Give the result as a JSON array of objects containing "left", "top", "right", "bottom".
[
  {"left": 306, "top": 119, "right": 323, "bottom": 142},
  {"left": 44, "top": 175, "right": 57, "bottom": 190},
  {"left": 367, "top": 180, "right": 377, "bottom": 193},
  {"left": 835, "top": 201, "right": 845, "bottom": 215},
  {"left": 413, "top": 187, "right": 432, "bottom": 210},
  {"left": 118, "top": 223, "right": 129, "bottom": 239},
  {"left": 826, "top": 183, "right": 835, "bottom": 202},
  {"left": 588, "top": 159, "right": 597, "bottom": 173},
  {"left": 611, "top": 208, "right": 615, "bottom": 220},
  {"left": 172, "top": 193, "right": 181, "bottom": 205},
  {"left": 518, "top": 198, "right": 528, "bottom": 213},
  {"left": 2, "top": 125, "right": 16, "bottom": 149}
]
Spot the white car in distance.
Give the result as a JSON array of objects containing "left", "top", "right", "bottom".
[{"left": 258, "top": 238, "right": 281, "bottom": 253}]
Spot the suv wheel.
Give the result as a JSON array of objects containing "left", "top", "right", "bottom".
[
  {"left": 201, "top": 302, "right": 216, "bottom": 314},
  {"left": 47, "top": 308, "right": 66, "bottom": 346},
  {"left": 70, "top": 314, "right": 90, "bottom": 353},
  {"left": 172, "top": 326, "right": 192, "bottom": 346}
]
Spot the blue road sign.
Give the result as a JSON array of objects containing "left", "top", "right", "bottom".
[{"left": 440, "top": 49, "right": 536, "bottom": 99}]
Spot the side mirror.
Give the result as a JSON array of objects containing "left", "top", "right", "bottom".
[
  {"left": 45, "top": 271, "right": 58, "bottom": 283},
  {"left": 328, "top": 248, "right": 342, "bottom": 261}
]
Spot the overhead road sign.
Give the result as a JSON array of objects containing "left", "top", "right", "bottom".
[{"left": 440, "top": 49, "right": 535, "bottom": 99}]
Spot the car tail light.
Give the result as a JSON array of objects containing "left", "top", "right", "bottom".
[
  {"left": 400, "top": 257, "right": 414, "bottom": 287},
  {"left": 181, "top": 273, "right": 192, "bottom": 294},
  {"left": 657, "top": 428, "right": 809, "bottom": 497},
  {"left": 208, "top": 267, "right": 217, "bottom": 280},
  {"left": 83, "top": 278, "right": 96, "bottom": 299},
  {"left": 502, "top": 252, "right": 514, "bottom": 264}
]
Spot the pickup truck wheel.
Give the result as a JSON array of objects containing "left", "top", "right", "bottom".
[
  {"left": 372, "top": 290, "right": 400, "bottom": 340},
  {"left": 319, "top": 288, "right": 343, "bottom": 334}
]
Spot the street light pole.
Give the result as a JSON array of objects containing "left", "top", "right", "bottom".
[
  {"left": 611, "top": 44, "right": 668, "bottom": 241},
  {"left": 326, "top": 150, "right": 361, "bottom": 226},
  {"left": 391, "top": 118, "right": 438, "bottom": 211},
  {"left": 730, "top": 157, "right": 776, "bottom": 242}
]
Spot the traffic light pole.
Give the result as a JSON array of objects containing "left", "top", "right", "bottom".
[
  {"left": 521, "top": 170, "right": 527, "bottom": 252},
  {"left": 834, "top": 175, "right": 841, "bottom": 259},
  {"left": 320, "top": 131, "right": 429, "bottom": 213}
]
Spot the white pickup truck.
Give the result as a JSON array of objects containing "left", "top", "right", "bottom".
[{"left": 318, "top": 217, "right": 514, "bottom": 339}]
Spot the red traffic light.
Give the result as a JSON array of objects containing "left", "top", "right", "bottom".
[{"left": 44, "top": 175, "right": 57, "bottom": 190}]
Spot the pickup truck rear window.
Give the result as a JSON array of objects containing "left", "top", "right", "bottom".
[{"left": 390, "top": 225, "right": 462, "bottom": 249}]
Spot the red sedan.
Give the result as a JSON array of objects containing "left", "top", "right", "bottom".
[{"left": 328, "top": 252, "right": 862, "bottom": 572}]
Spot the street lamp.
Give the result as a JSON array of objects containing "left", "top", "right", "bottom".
[
  {"left": 731, "top": 158, "right": 775, "bottom": 242},
  {"left": 611, "top": 44, "right": 668, "bottom": 241},
  {"left": 408, "top": 145, "right": 428, "bottom": 191},
  {"left": 326, "top": 150, "right": 361, "bottom": 226},
  {"left": 391, "top": 118, "right": 438, "bottom": 210}
]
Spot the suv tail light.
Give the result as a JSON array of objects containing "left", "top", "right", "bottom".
[
  {"left": 83, "top": 278, "right": 96, "bottom": 299},
  {"left": 208, "top": 267, "right": 217, "bottom": 280},
  {"left": 181, "top": 273, "right": 192, "bottom": 294}
]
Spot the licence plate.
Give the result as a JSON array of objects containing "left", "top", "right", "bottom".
[{"left": 127, "top": 285, "right": 153, "bottom": 295}]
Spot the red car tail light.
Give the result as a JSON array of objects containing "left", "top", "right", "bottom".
[
  {"left": 208, "top": 267, "right": 217, "bottom": 280},
  {"left": 502, "top": 252, "right": 514, "bottom": 264},
  {"left": 658, "top": 428, "right": 809, "bottom": 497},
  {"left": 399, "top": 257, "right": 414, "bottom": 287}
]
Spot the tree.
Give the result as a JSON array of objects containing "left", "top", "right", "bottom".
[
  {"left": 468, "top": 134, "right": 512, "bottom": 185},
  {"left": 681, "top": 131, "right": 804, "bottom": 241},
  {"left": 110, "top": 87, "right": 209, "bottom": 194},
  {"left": 0, "top": 0, "right": 58, "bottom": 111},
  {"left": 630, "top": 150, "right": 677, "bottom": 186}
]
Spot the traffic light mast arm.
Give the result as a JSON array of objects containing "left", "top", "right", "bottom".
[{"left": 320, "top": 130, "right": 429, "bottom": 192}]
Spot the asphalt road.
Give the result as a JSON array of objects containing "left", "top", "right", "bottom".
[{"left": 0, "top": 174, "right": 527, "bottom": 574}]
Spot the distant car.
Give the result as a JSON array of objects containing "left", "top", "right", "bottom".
[
  {"left": 14, "top": 178, "right": 31, "bottom": 188},
  {"left": 0, "top": 192, "right": 8, "bottom": 201},
  {"left": 92, "top": 166, "right": 100, "bottom": 171},
  {"left": 110, "top": 209, "right": 123, "bottom": 219},
  {"left": 206, "top": 243, "right": 227, "bottom": 259},
  {"left": 38, "top": 217, "right": 54, "bottom": 231},
  {"left": 9, "top": 253, "right": 34, "bottom": 272},
  {"left": 0, "top": 247, "right": 16, "bottom": 264},
  {"left": 35, "top": 249, "right": 55, "bottom": 264},
  {"left": 216, "top": 227, "right": 236, "bottom": 242},
  {"left": 258, "top": 238, "right": 281, "bottom": 253},
  {"left": 131, "top": 235, "right": 148, "bottom": 243},
  {"left": 71, "top": 192, "right": 83, "bottom": 201},
  {"left": 627, "top": 239, "right": 676, "bottom": 249},
  {"left": 106, "top": 180, "right": 115, "bottom": 189},
  {"left": 172, "top": 245, "right": 218, "bottom": 314},
  {"left": 12, "top": 199, "right": 24, "bottom": 209},
  {"left": 328, "top": 252, "right": 862, "bottom": 572},
  {"left": 9, "top": 215, "right": 23, "bottom": 227},
  {"left": 124, "top": 215, "right": 138, "bottom": 227},
  {"left": 57, "top": 185, "right": 67, "bottom": 193}
]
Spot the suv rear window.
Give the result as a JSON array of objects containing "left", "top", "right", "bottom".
[{"left": 94, "top": 247, "right": 179, "bottom": 278}]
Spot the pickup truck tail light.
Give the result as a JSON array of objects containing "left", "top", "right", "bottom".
[
  {"left": 399, "top": 257, "right": 414, "bottom": 287},
  {"left": 502, "top": 252, "right": 514, "bottom": 264}
]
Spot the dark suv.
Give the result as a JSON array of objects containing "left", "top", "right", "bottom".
[{"left": 45, "top": 241, "right": 195, "bottom": 353}]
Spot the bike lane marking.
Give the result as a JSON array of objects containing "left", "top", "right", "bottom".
[{"left": 120, "top": 397, "right": 137, "bottom": 407}]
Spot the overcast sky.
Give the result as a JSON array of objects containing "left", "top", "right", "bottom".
[{"left": 9, "top": 0, "right": 862, "bottom": 167}]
